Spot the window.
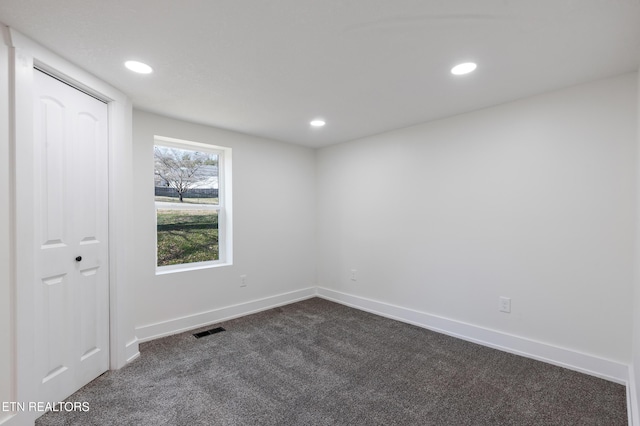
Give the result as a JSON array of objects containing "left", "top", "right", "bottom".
[{"left": 154, "top": 136, "right": 232, "bottom": 272}]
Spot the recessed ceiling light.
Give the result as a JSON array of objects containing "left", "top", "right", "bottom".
[
  {"left": 310, "top": 119, "right": 326, "bottom": 127},
  {"left": 125, "top": 60, "right": 153, "bottom": 74},
  {"left": 451, "top": 62, "right": 477, "bottom": 75}
]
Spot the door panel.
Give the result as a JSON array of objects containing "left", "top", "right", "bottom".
[
  {"left": 41, "top": 274, "right": 69, "bottom": 380},
  {"left": 75, "top": 112, "right": 100, "bottom": 240},
  {"left": 40, "top": 98, "right": 67, "bottom": 247},
  {"left": 33, "top": 69, "right": 109, "bottom": 406}
]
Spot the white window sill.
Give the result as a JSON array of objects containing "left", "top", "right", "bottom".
[{"left": 155, "top": 261, "right": 232, "bottom": 275}]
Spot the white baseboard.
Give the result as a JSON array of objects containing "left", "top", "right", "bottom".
[
  {"left": 135, "top": 287, "right": 317, "bottom": 342},
  {"left": 125, "top": 338, "right": 140, "bottom": 364},
  {"left": 629, "top": 365, "right": 639, "bottom": 426},
  {"left": 0, "top": 410, "right": 31, "bottom": 426},
  {"left": 0, "top": 414, "right": 19, "bottom": 426},
  {"left": 316, "top": 287, "right": 629, "bottom": 385}
]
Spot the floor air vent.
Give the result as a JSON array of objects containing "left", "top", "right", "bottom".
[{"left": 193, "top": 327, "right": 226, "bottom": 339}]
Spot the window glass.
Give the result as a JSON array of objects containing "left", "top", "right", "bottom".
[{"left": 154, "top": 143, "right": 225, "bottom": 269}]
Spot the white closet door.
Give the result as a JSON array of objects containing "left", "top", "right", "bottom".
[{"left": 33, "top": 69, "right": 109, "bottom": 405}]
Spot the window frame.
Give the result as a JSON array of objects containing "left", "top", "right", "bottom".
[{"left": 154, "top": 135, "right": 232, "bottom": 274}]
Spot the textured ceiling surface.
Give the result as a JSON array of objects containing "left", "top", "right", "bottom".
[{"left": 1, "top": 0, "right": 639, "bottom": 147}]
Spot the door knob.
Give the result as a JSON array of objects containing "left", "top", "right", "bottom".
[{"left": 75, "top": 256, "right": 82, "bottom": 262}]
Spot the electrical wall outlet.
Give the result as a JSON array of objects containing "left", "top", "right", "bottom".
[
  {"left": 350, "top": 269, "right": 357, "bottom": 281},
  {"left": 240, "top": 275, "right": 247, "bottom": 287},
  {"left": 499, "top": 296, "right": 511, "bottom": 313}
]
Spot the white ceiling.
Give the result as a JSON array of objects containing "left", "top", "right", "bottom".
[{"left": 1, "top": 0, "right": 639, "bottom": 148}]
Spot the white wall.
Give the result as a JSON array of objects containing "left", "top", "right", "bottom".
[
  {"left": 132, "top": 110, "right": 316, "bottom": 337},
  {"left": 0, "top": 30, "right": 13, "bottom": 425},
  {"left": 317, "top": 73, "right": 637, "bottom": 364}
]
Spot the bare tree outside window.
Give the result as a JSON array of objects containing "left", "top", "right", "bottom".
[
  {"left": 154, "top": 143, "right": 223, "bottom": 267},
  {"left": 154, "top": 146, "right": 218, "bottom": 202}
]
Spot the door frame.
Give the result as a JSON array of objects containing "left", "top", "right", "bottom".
[{"left": 7, "top": 27, "right": 138, "bottom": 424}]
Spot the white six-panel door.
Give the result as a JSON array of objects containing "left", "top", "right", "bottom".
[{"left": 32, "top": 69, "right": 109, "bottom": 405}]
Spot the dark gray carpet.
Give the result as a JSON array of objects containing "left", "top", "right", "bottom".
[{"left": 36, "top": 298, "right": 627, "bottom": 425}]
